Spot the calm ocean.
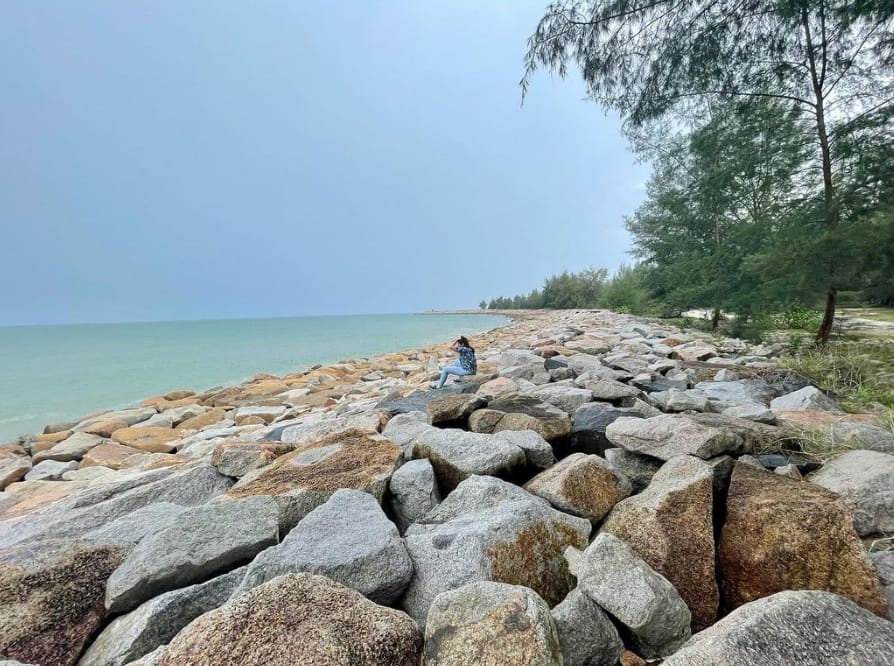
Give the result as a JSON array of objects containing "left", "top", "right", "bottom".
[{"left": 0, "top": 313, "right": 508, "bottom": 441}]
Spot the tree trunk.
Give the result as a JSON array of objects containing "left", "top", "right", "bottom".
[
  {"left": 711, "top": 308, "right": 721, "bottom": 330},
  {"left": 815, "top": 286, "right": 837, "bottom": 344}
]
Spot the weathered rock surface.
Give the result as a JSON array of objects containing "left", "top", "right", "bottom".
[
  {"left": 0, "top": 464, "right": 233, "bottom": 549},
  {"left": 426, "top": 394, "right": 487, "bottom": 425},
  {"left": 827, "top": 421, "right": 894, "bottom": 453},
  {"left": 82, "top": 502, "right": 189, "bottom": 548},
  {"left": 492, "top": 429, "right": 556, "bottom": 470},
  {"left": 600, "top": 455, "right": 718, "bottom": 630},
  {"left": 525, "top": 453, "right": 631, "bottom": 522},
  {"left": 550, "top": 588, "right": 623, "bottom": 666},
  {"left": 389, "top": 458, "right": 440, "bottom": 532},
  {"left": 808, "top": 450, "right": 894, "bottom": 536},
  {"left": 32, "top": 432, "right": 104, "bottom": 464},
  {"left": 105, "top": 497, "right": 279, "bottom": 613},
  {"left": 227, "top": 429, "right": 401, "bottom": 529},
  {"left": 488, "top": 396, "right": 573, "bottom": 441},
  {"left": 770, "top": 385, "right": 841, "bottom": 412},
  {"left": 577, "top": 533, "right": 691, "bottom": 659},
  {"left": 423, "top": 581, "right": 561, "bottom": 666},
  {"left": 78, "top": 567, "right": 245, "bottom": 666},
  {"left": 111, "top": 427, "right": 180, "bottom": 453},
  {"left": 605, "top": 414, "right": 744, "bottom": 460},
  {"left": 139, "top": 573, "right": 422, "bottom": 666},
  {"left": 603, "top": 448, "right": 663, "bottom": 493},
  {"left": 402, "top": 475, "right": 590, "bottom": 627},
  {"left": 0, "top": 540, "right": 124, "bottom": 666},
  {"left": 24, "top": 460, "right": 78, "bottom": 482},
  {"left": 0, "top": 446, "right": 31, "bottom": 490},
  {"left": 571, "top": 405, "right": 640, "bottom": 455},
  {"left": 211, "top": 439, "right": 292, "bottom": 478},
  {"left": 662, "top": 590, "right": 894, "bottom": 666},
  {"left": 412, "top": 428, "right": 526, "bottom": 491},
  {"left": 719, "top": 462, "right": 888, "bottom": 617},
  {"left": 235, "top": 489, "right": 412, "bottom": 604},
  {"left": 527, "top": 384, "right": 594, "bottom": 415},
  {"left": 871, "top": 551, "right": 894, "bottom": 621}
]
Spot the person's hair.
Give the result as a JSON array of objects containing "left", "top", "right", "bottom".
[{"left": 457, "top": 336, "right": 474, "bottom": 352}]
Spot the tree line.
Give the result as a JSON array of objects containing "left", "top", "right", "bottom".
[{"left": 498, "top": 0, "right": 894, "bottom": 343}]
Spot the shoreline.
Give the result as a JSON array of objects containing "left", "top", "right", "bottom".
[{"left": 1, "top": 312, "right": 512, "bottom": 443}]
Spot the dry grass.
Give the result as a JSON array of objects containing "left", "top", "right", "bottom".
[{"left": 868, "top": 534, "right": 894, "bottom": 553}]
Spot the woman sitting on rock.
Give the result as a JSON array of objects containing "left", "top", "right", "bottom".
[{"left": 430, "top": 336, "right": 477, "bottom": 389}]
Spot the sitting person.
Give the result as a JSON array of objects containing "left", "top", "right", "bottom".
[{"left": 430, "top": 336, "right": 477, "bottom": 389}]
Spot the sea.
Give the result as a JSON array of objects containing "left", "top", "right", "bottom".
[{"left": 0, "top": 313, "right": 509, "bottom": 441}]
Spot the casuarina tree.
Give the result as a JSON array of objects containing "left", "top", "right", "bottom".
[{"left": 522, "top": 0, "right": 894, "bottom": 342}]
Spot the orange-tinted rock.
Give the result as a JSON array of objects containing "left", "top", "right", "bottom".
[
  {"left": 143, "top": 573, "right": 421, "bottom": 666},
  {"left": 0, "top": 445, "right": 31, "bottom": 491},
  {"left": 774, "top": 410, "right": 882, "bottom": 428},
  {"left": 176, "top": 407, "right": 228, "bottom": 432},
  {"left": 719, "top": 462, "right": 888, "bottom": 617},
  {"left": 0, "top": 540, "right": 124, "bottom": 666},
  {"left": 240, "top": 380, "right": 289, "bottom": 398},
  {"left": 601, "top": 455, "right": 718, "bottom": 630},
  {"left": 2, "top": 480, "right": 91, "bottom": 518},
  {"left": 163, "top": 390, "right": 195, "bottom": 401},
  {"left": 112, "top": 427, "right": 180, "bottom": 453},
  {"left": 228, "top": 429, "right": 401, "bottom": 529},
  {"left": 80, "top": 419, "right": 129, "bottom": 438},
  {"left": 31, "top": 430, "right": 72, "bottom": 452},
  {"left": 80, "top": 442, "right": 142, "bottom": 470}
]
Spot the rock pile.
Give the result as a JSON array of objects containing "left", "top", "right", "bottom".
[{"left": 1, "top": 309, "right": 892, "bottom": 665}]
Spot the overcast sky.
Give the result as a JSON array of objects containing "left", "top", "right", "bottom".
[{"left": 0, "top": 1, "right": 649, "bottom": 326}]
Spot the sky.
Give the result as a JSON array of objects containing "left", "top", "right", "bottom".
[{"left": 0, "top": 1, "right": 650, "bottom": 326}]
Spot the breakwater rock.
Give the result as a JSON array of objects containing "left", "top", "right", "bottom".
[{"left": 1, "top": 309, "right": 892, "bottom": 665}]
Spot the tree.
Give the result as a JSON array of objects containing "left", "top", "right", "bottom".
[
  {"left": 523, "top": 0, "right": 894, "bottom": 342},
  {"left": 479, "top": 300, "right": 488, "bottom": 310}
]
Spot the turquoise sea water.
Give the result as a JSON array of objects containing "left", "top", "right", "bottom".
[{"left": 0, "top": 313, "right": 508, "bottom": 441}]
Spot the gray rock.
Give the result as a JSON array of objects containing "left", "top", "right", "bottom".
[
  {"left": 713, "top": 369, "right": 739, "bottom": 382},
  {"left": 62, "top": 466, "right": 117, "bottom": 482},
  {"left": 424, "top": 581, "right": 562, "bottom": 666},
  {"left": 381, "top": 411, "right": 431, "bottom": 456},
  {"left": 551, "top": 588, "right": 624, "bottom": 666},
  {"left": 603, "top": 447, "right": 663, "bottom": 493},
  {"left": 75, "top": 407, "right": 157, "bottom": 431},
  {"left": 808, "top": 450, "right": 894, "bottom": 536},
  {"left": 105, "top": 496, "right": 279, "bottom": 613},
  {"left": 77, "top": 567, "right": 245, "bottom": 666},
  {"left": 605, "top": 414, "right": 744, "bottom": 461},
  {"left": 492, "top": 429, "right": 556, "bottom": 470},
  {"left": 528, "top": 384, "right": 595, "bottom": 415},
  {"left": 531, "top": 371, "right": 553, "bottom": 385},
  {"left": 648, "top": 389, "right": 712, "bottom": 413},
  {"left": 829, "top": 422, "right": 894, "bottom": 454},
  {"left": 721, "top": 403, "right": 777, "bottom": 423},
  {"left": 82, "top": 502, "right": 190, "bottom": 548},
  {"left": 377, "top": 384, "right": 476, "bottom": 415},
  {"left": 24, "top": 460, "right": 78, "bottom": 481},
  {"left": 870, "top": 551, "right": 894, "bottom": 622},
  {"left": 662, "top": 590, "right": 894, "bottom": 666},
  {"left": 401, "top": 475, "right": 590, "bottom": 628},
  {"left": 584, "top": 379, "right": 642, "bottom": 404},
  {"left": 577, "top": 533, "right": 691, "bottom": 659},
  {"left": 426, "top": 394, "right": 487, "bottom": 425},
  {"left": 695, "top": 379, "right": 776, "bottom": 407},
  {"left": 32, "top": 432, "right": 104, "bottom": 464},
  {"left": 412, "top": 428, "right": 526, "bottom": 491},
  {"left": 0, "top": 463, "right": 233, "bottom": 549},
  {"left": 566, "top": 354, "right": 617, "bottom": 380},
  {"left": 549, "top": 367, "right": 575, "bottom": 381},
  {"left": 525, "top": 453, "right": 631, "bottom": 522},
  {"left": 770, "top": 385, "right": 842, "bottom": 412},
  {"left": 774, "top": 463, "right": 802, "bottom": 479},
  {"left": 0, "top": 493, "right": 17, "bottom": 514},
  {"left": 0, "top": 457, "right": 31, "bottom": 491},
  {"left": 389, "top": 458, "right": 440, "bottom": 532},
  {"left": 235, "top": 489, "right": 411, "bottom": 605}
]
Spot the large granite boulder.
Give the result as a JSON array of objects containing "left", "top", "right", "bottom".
[
  {"left": 605, "top": 414, "right": 744, "bottom": 460},
  {"left": 662, "top": 590, "right": 894, "bottom": 666},
  {"left": 871, "top": 551, "right": 894, "bottom": 621},
  {"left": 487, "top": 396, "right": 573, "bottom": 441},
  {"left": 401, "top": 475, "right": 590, "bottom": 627},
  {"left": 492, "top": 430, "right": 556, "bottom": 470},
  {"left": 0, "top": 446, "right": 31, "bottom": 490},
  {"left": 423, "top": 582, "right": 561, "bottom": 666},
  {"left": 0, "top": 463, "right": 233, "bottom": 549},
  {"left": 211, "top": 440, "right": 292, "bottom": 478},
  {"left": 524, "top": 453, "right": 631, "bottom": 522},
  {"left": 719, "top": 462, "right": 888, "bottom": 617},
  {"left": 527, "top": 385, "right": 595, "bottom": 415},
  {"left": 411, "top": 429, "right": 527, "bottom": 491},
  {"left": 600, "top": 455, "right": 718, "bottom": 630},
  {"left": 378, "top": 385, "right": 476, "bottom": 416},
  {"left": 78, "top": 567, "right": 245, "bottom": 666},
  {"left": 234, "top": 490, "right": 412, "bottom": 604},
  {"left": 827, "top": 421, "right": 894, "bottom": 454},
  {"left": 227, "top": 429, "right": 401, "bottom": 529},
  {"left": 138, "top": 573, "right": 422, "bottom": 666},
  {"left": 32, "top": 432, "right": 104, "bottom": 464},
  {"left": 770, "top": 386, "right": 841, "bottom": 412},
  {"left": 577, "top": 533, "right": 691, "bottom": 659},
  {"left": 0, "top": 540, "right": 124, "bottom": 666},
  {"left": 582, "top": 379, "right": 641, "bottom": 404},
  {"left": 808, "top": 450, "right": 894, "bottom": 536},
  {"left": 695, "top": 378, "right": 777, "bottom": 407},
  {"left": 426, "top": 394, "right": 487, "bottom": 426},
  {"left": 550, "top": 588, "right": 623, "bottom": 666},
  {"left": 82, "top": 502, "right": 189, "bottom": 549},
  {"left": 388, "top": 458, "right": 440, "bottom": 533},
  {"left": 105, "top": 497, "right": 279, "bottom": 613}
]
